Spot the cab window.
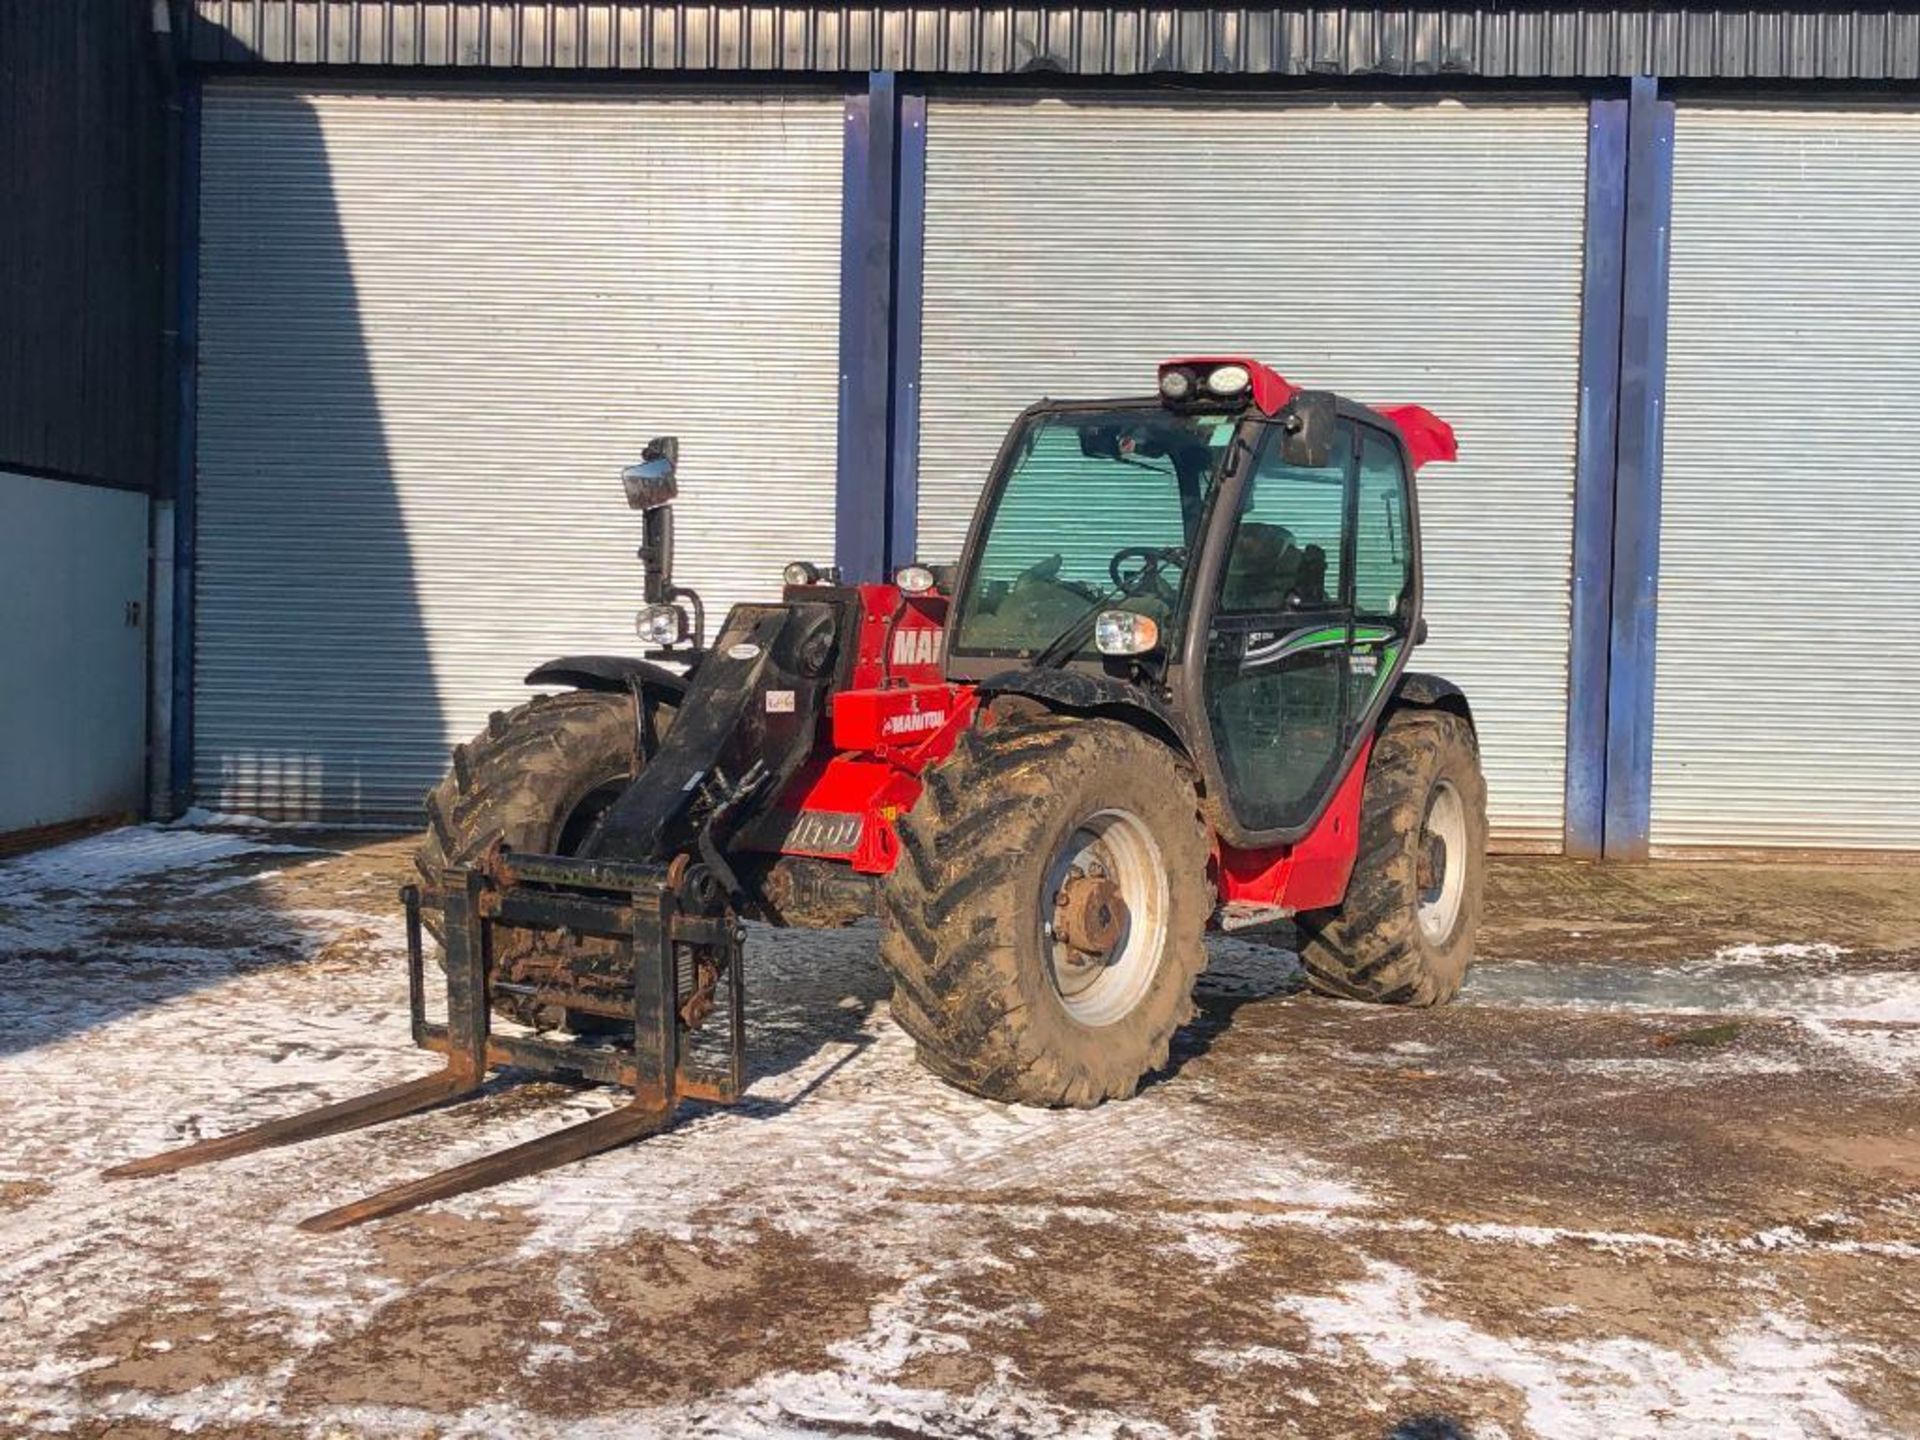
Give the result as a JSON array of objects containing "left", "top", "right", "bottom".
[
  {"left": 1353, "top": 426, "right": 1412, "bottom": 623},
  {"left": 1217, "top": 425, "right": 1351, "bottom": 615}
]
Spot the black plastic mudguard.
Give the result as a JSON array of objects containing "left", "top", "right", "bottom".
[
  {"left": 1390, "top": 670, "right": 1475, "bottom": 731},
  {"left": 524, "top": 654, "right": 689, "bottom": 703},
  {"left": 975, "top": 668, "right": 1189, "bottom": 754}
]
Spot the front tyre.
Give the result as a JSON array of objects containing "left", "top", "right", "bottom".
[
  {"left": 878, "top": 716, "right": 1211, "bottom": 1108},
  {"left": 416, "top": 689, "right": 659, "bottom": 1028},
  {"left": 1295, "top": 708, "right": 1487, "bottom": 1006}
]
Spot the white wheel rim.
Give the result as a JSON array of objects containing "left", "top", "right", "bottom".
[
  {"left": 1417, "top": 779, "right": 1468, "bottom": 944},
  {"left": 1041, "top": 808, "right": 1169, "bottom": 1027}
]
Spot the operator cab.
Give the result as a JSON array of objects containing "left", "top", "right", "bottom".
[{"left": 941, "top": 357, "right": 1455, "bottom": 847}]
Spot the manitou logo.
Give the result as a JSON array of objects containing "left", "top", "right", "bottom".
[
  {"left": 890, "top": 627, "right": 943, "bottom": 668},
  {"left": 881, "top": 707, "right": 947, "bottom": 739}
]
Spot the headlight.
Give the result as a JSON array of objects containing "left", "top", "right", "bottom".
[
  {"left": 635, "top": 603, "right": 686, "bottom": 646},
  {"left": 895, "top": 564, "right": 936, "bottom": 595},
  {"left": 1159, "top": 368, "right": 1194, "bottom": 401},
  {"left": 783, "top": 560, "right": 840, "bottom": 586},
  {"left": 1205, "top": 364, "right": 1252, "bottom": 397},
  {"left": 1094, "top": 610, "right": 1161, "bottom": 657}
]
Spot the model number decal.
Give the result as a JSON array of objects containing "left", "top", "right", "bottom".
[
  {"left": 890, "top": 628, "right": 943, "bottom": 667},
  {"left": 782, "top": 811, "right": 861, "bottom": 855}
]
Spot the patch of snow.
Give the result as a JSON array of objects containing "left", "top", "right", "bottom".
[
  {"left": 1709, "top": 941, "right": 1851, "bottom": 967},
  {"left": 1800, "top": 1018, "right": 1920, "bottom": 1076},
  {"left": 1466, "top": 954, "right": 1920, "bottom": 1028},
  {"left": 1564, "top": 1054, "right": 1804, "bottom": 1080},
  {"left": 165, "top": 806, "right": 413, "bottom": 833},
  {"left": 0, "top": 824, "right": 314, "bottom": 900},
  {"left": 1278, "top": 1259, "right": 1872, "bottom": 1440},
  {"left": 1194, "top": 1343, "right": 1298, "bottom": 1375},
  {"left": 1161, "top": 1228, "right": 1243, "bottom": 1273}
]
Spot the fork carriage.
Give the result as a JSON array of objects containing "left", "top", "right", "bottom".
[{"left": 109, "top": 850, "right": 746, "bottom": 1230}]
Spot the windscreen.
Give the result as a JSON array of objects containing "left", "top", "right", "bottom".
[{"left": 953, "top": 407, "right": 1238, "bottom": 657}]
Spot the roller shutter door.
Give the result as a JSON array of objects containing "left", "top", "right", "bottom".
[
  {"left": 195, "top": 85, "right": 842, "bottom": 820},
  {"left": 917, "top": 97, "right": 1588, "bottom": 848},
  {"left": 1656, "top": 109, "right": 1920, "bottom": 850}
]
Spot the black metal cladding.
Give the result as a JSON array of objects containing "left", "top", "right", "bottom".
[
  {"left": 185, "top": 4, "right": 1920, "bottom": 81},
  {"left": 1, "top": 2, "right": 169, "bottom": 489}
]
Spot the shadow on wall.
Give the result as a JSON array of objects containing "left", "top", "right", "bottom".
[{"left": 192, "top": 89, "right": 445, "bottom": 823}]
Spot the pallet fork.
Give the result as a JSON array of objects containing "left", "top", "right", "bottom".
[{"left": 104, "top": 851, "right": 745, "bottom": 1231}]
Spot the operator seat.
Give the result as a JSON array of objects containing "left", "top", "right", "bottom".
[{"left": 1223, "top": 522, "right": 1306, "bottom": 612}]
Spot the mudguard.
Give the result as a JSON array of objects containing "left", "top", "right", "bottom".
[
  {"left": 525, "top": 654, "right": 689, "bottom": 704},
  {"left": 975, "top": 669, "right": 1188, "bottom": 754},
  {"left": 1390, "top": 670, "right": 1475, "bottom": 732}
]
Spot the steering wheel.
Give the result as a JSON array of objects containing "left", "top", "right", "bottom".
[{"left": 1109, "top": 545, "right": 1186, "bottom": 600}]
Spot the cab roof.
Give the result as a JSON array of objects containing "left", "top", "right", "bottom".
[{"left": 1158, "top": 355, "right": 1459, "bottom": 472}]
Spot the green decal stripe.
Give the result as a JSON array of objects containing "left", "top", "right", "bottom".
[{"left": 1365, "top": 640, "right": 1405, "bottom": 705}]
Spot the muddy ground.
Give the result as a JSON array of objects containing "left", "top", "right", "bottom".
[{"left": 0, "top": 825, "right": 1915, "bottom": 1439}]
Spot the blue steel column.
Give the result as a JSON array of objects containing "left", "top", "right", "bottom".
[
  {"left": 1602, "top": 77, "right": 1675, "bottom": 860},
  {"left": 835, "top": 74, "right": 900, "bottom": 583},
  {"left": 887, "top": 90, "right": 927, "bottom": 571},
  {"left": 1563, "top": 97, "right": 1628, "bottom": 860},
  {"left": 168, "top": 81, "right": 202, "bottom": 817}
]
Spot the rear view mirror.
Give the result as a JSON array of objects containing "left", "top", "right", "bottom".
[
  {"left": 1279, "top": 391, "right": 1337, "bottom": 469},
  {"left": 621, "top": 436, "right": 679, "bottom": 511},
  {"left": 1078, "top": 425, "right": 1122, "bottom": 461}
]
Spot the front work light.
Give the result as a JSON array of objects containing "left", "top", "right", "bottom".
[
  {"left": 1205, "top": 363, "right": 1252, "bottom": 397},
  {"left": 1159, "top": 368, "right": 1194, "bottom": 401},
  {"left": 1094, "top": 610, "right": 1160, "bottom": 657},
  {"left": 895, "top": 564, "right": 937, "bottom": 595},
  {"left": 635, "top": 603, "right": 687, "bottom": 646}
]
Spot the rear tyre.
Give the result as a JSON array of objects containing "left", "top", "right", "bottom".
[
  {"left": 1295, "top": 708, "right": 1486, "bottom": 1006},
  {"left": 415, "top": 690, "right": 661, "bottom": 1027},
  {"left": 878, "top": 715, "right": 1211, "bottom": 1108}
]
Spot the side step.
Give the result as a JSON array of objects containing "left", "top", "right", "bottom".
[{"left": 104, "top": 854, "right": 746, "bottom": 1230}]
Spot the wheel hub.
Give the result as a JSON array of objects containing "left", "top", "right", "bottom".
[
  {"left": 1055, "top": 872, "right": 1129, "bottom": 956},
  {"left": 1040, "top": 809, "right": 1170, "bottom": 1027}
]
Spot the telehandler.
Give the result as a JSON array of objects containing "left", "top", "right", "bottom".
[{"left": 109, "top": 356, "right": 1485, "bottom": 1228}]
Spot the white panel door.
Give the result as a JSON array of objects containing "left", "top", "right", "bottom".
[
  {"left": 196, "top": 84, "right": 843, "bottom": 820},
  {"left": 1657, "top": 107, "right": 1920, "bottom": 849},
  {"left": 918, "top": 97, "right": 1588, "bottom": 848},
  {"left": 0, "top": 472, "right": 148, "bottom": 835}
]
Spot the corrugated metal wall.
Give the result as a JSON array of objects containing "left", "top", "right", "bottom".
[
  {"left": 193, "top": 84, "right": 843, "bottom": 820},
  {"left": 916, "top": 96, "right": 1587, "bottom": 848},
  {"left": 186, "top": 3, "right": 1920, "bottom": 81},
  {"left": 1656, "top": 107, "right": 1920, "bottom": 850},
  {"left": 0, "top": 3, "right": 169, "bottom": 488}
]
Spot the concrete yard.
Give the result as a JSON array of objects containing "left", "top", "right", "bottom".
[{"left": 1, "top": 824, "right": 1916, "bottom": 1439}]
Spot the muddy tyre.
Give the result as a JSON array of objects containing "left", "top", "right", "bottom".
[
  {"left": 415, "top": 690, "right": 663, "bottom": 1026},
  {"left": 878, "top": 715, "right": 1211, "bottom": 1108},
  {"left": 1295, "top": 708, "right": 1486, "bottom": 1006}
]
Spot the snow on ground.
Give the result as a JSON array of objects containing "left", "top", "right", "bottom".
[
  {"left": 1, "top": 826, "right": 1916, "bottom": 1438},
  {"left": 1275, "top": 1262, "right": 1863, "bottom": 1440},
  {"left": 1463, "top": 944, "right": 1920, "bottom": 1076}
]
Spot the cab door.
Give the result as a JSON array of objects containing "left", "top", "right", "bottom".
[
  {"left": 1346, "top": 422, "right": 1419, "bottom": 733},
  {"left": 1198, "top": 422, "right": 1358, "bottom": 835}
]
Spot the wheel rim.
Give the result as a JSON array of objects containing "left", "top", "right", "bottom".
[
  {"left": 1417, "top": 779, "right": 1468, "bottom": 944},
  {"left": 1041, "top": 808, "right": 1169, "bottom": 1027}
]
